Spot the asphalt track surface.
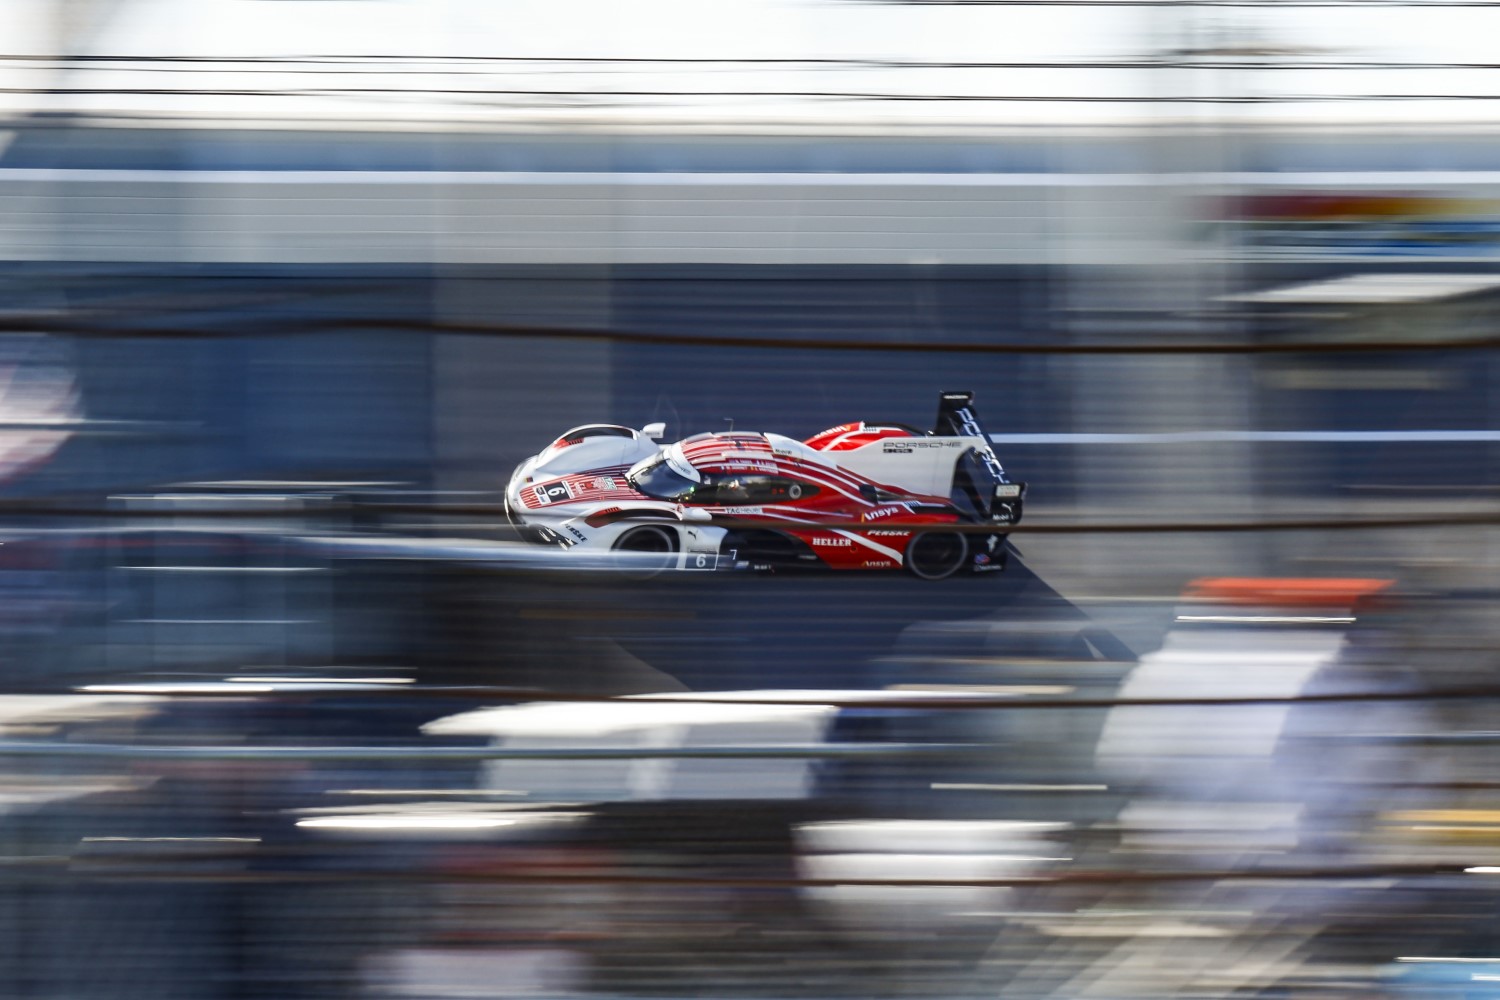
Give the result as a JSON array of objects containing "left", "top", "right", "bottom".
[{"left": 436, "top": 548, "right": 1150, "bottom": 694}]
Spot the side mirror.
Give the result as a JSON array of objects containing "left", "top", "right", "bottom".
[{"left": 641, "top": 422, "right": 666, "bottom": 441}]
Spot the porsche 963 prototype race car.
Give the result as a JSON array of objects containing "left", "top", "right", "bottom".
[{"left": 505, "top": 391, "right": 1026, "bottom": 579}]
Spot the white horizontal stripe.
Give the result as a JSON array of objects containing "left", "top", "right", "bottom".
[
  {"left": 933, "top": 783, "right": 1109, "bottom": 792},
  {"left": 744, "top": 510, "right": 822, "bottom": 526},
  {"left": 1175, "top": 615, "right": 1357, "bottom": 625},
  {"left": 7, "top": 169, "right": 1500, "bottom": 188},
  {"left": 833, "top": 529, "right": 905, "bottom": 563},
  {"left": 124, "top": 619, "right": 314, "bottom": 625},
  {"left": 118, "top": 565, "right": 324, "bottom": 573},
  {"left": 992, "top": 430, "right": 1500, "bottom": 445}
]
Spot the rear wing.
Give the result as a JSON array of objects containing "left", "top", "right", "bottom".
[{"left": 934, "top": 391, "right": 1026, "bottom": 524}]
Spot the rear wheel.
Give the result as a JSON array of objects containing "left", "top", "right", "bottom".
[{"left": 904, "top": 531, "right": 968, "bottom": 581}]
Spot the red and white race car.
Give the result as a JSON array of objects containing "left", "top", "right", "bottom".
[{"left": 504, "top": 391, "right": 1026, "bottom": 579}]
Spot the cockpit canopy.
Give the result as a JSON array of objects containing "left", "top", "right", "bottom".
[{"left": 627, "top": 444, "right": 821, "bottom": 506}]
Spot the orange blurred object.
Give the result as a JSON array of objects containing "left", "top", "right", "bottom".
[{"left": 1183, "top": 577, "right": 1395, "bottom": 608}]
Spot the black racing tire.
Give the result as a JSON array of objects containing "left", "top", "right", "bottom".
[
  {"left": 611, "top": 523, "right": 680, "bottom": 578},
  {"left": 612, "top": 524, "right": 679, "bottom": 554},
  {"left": 904, "top": 531, "right": 968, "bottom": 581}
]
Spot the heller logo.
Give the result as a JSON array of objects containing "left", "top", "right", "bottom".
[{"left": 811, "top": 536, "right": 852, "bottom": 547}]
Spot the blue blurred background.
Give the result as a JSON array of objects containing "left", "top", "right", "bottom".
[{"left": 0, "top": 1, "right": 1499, "bottom": 996}]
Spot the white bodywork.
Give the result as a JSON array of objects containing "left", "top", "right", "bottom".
[
  {"left": 832, "top": 435, "right": 989, "bottom": 498},
  {"left": 504, "top": 422, "right": 731, "bottom": 570},
  {"left": 511, "top": 426, "right": 663, "bottom": 486}
]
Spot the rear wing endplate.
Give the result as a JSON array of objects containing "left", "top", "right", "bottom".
[{"left": 934, "top": 390, "right": 1026, "bottom": 522}]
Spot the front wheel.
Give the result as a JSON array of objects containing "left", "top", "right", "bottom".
[
  {"left": 611, "top": 524, "right": 680, "bottom": 577},
  {"left": 612, "top": 524, "right": 679, "bottom": 554},
  {"left": 903, "top": 531, "right": 968, "bottom": 581}
]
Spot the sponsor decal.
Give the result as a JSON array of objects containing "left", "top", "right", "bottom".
[
  {"left": 862, "top": 560, "right": 896, "bottom": 569},
  {"left": 721, "top": 506, "right": 764, "bottom": 515},
  {"left": 882, "top": 439, "right": 964, "bottom": 452},
  {"left": 952, "top": 405, "right": 1010, "bottom": 483},
  {"left": 974, "top": 552, "right": 990, "bottom": 565},
  {"left": 811, "top": 536, "right": 853, "bottom": 547},
  {"left": 591, "top": 477, "right": 618, "bottom": 491},
  {"left": 866, "top": 529, "right": 910, "bottom": 538},
  {"left": 566, "top": 525, "right": 587, "bottom": 542},
  {"left": 862, "top": 506, "right": 905, "bottom": 522},
  {"left": 535, "top": 482, "right": 572, "bottom": 505}
]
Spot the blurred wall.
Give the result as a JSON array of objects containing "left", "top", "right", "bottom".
[{"left": 0, "top": 124, "right": 1494, "bottom": 585}]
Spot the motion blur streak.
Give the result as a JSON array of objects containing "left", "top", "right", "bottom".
[{"left": 1, "top": 0, "right": 1500, "bottom": 997}]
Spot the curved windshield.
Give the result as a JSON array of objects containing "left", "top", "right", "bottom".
[{"left": 627, "top": 455, "right": 701, "bottom": 502}]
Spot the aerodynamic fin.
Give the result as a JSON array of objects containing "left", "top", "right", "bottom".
[
  {"left": 933, "top": 390, "right": 981, "bottom": 437},
  {"left": 934, "top": 390, "right": 1006, "bottom": 478},
  {"left": 934, "top": 390, "right": 1025, "bottom": 524}
]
